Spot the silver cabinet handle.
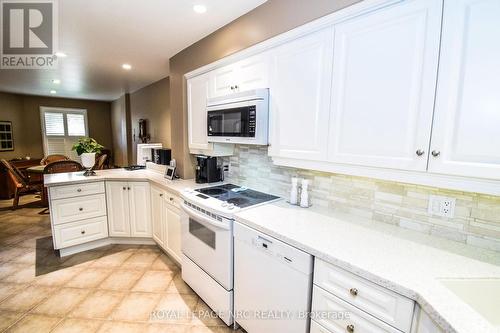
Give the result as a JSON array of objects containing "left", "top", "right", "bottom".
[
  {"left": 349, "top": 288, "right": 358, "bottom": 296},
  {"left": 416, "top": 149, "right": 425, "bottom": 156},
  {"left": 431, "top": 150, "right": 441, "bottom": 157},
  {"left": 346, "top": 324, "right": 355, "bottom": 333}
]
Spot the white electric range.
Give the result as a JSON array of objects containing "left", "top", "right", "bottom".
[{"left": 180, "top": 184, "right": 280, "bottom": 326}]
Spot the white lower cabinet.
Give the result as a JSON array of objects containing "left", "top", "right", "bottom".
[
  {"left": 48, "top": 181, "right": 108, "bottom": 250},
  {"left": 150, "top": 185, "right": 182, "bottom": 263},
  {"left": 312, "top": 259, "right": 415, "bottom": 333},
  {"left": 53, "top": 216, "right": 108, "bottom": 249},
  {"left": 413, "top": 306, "right": 444, "bottom": 333},
  {"left": 106, "top": 181, "right": 151, "bottom": 238}
]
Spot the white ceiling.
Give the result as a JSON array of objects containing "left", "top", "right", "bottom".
[{"left": 0, "top": 0, "right": 267, "bottom": 101}]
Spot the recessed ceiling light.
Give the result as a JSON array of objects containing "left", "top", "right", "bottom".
[
  {"left": 55, "top": 52, "right": 67, "bottom": 58},
  {"left": 52, "top": 79, "right": 61, "bottom": 84},
  {"left": 193, "top": 4, "right": 207, "bottom": 13},
  {"left": 50, "top": 90, "right": 57, "bottom": 94},
  {"left": 122, "top": 63, "right": 132, "bottom": 70}
]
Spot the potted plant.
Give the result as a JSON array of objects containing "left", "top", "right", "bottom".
[{"left": 72, "top": 137, "right": 104, "bottom": 176}]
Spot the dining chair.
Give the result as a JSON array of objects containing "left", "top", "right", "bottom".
[
  {"left": 93, "top": 154, "right": 108, "bottom": 170},
  {"left": 0, "top": 159, "right": 43, "bottom": 209},
  {"left": 43, "top": 160, "right": 84, "bottom": 174},
  {"left": 40, "top": 154, "right": 70, "bottom": 165}
]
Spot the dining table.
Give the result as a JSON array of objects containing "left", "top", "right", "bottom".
[{"left": 26, "top": 165, "right": 47, "bottom": 206}]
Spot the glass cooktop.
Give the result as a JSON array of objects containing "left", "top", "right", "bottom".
[{"left": 195, "top": 184, "right": 279, "bottom": 208}]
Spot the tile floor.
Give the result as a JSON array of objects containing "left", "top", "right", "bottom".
[{"left": 0, "top": 195, "right": 240, "bottom": 333}]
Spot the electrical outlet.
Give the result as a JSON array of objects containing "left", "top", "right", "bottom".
[
  {"left": 223, "top": 164, "right": 230, "bottom": 172},
  {"left": 428, "top": 195, "right": 456, "bottom": 218}
]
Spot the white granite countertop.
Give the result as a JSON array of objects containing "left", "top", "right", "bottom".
[
  {"left": 43, "top": 168, "right": 213, "bottom": 195},
  {"left": 45, "top": 168, "right": 500, "bottom": 332},
  {"left": 235, "top": 201, "right": 500, "bottom": 333}
]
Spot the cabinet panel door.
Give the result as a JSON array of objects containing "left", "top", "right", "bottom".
[
  {"left": 428, "top": 0, "right": 500, "bottom": 179},
  {"left": 106, "top": 182, "right": 130, "bottom": 237},
  {"left": 268, "top": 27, "right": 334, "bottom": 161},
  {"left": 328, "top": 0, "right": 442, "bottom": 171},
  {"left": 208, "top": 64, "right": 237, "bottom": 97},
  {"left": 234, "top": 53, "right": 269, "bottom": 92},
  {"left": 166, "top": 205, "right": 182, "bottom": 264},
  {"left": 151, "top": 186, "right": 164, "bottom": 246},
  {"left": 187, "top": 74, "right": 212, "bottom": 150},
  {"left": 128, "top": 182, "right": 152, "bottom": 238}
]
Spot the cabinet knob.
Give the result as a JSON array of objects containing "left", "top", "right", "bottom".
[
  {"left": 234, "top": 85, "right": 238, "bottom": 90},
  {"left": 230, "top": 86, "right": 234, "bottom": 90},
  {"left": 127, "top": 187, "right": 130, "bottom": 190},
  {"left": 346, "top": 324, "right": 355, "bottom": 333},
  {"left": 81, "top": 230, "right": 85, "bottom": 234},
  {"left": 431, "top": 150, "right": 441, "bottom": 157},
  {"left": 170, "top": 197, "right": 174, "bottom": 201},
  {"left": 79, "top": 207, "right": 83, "bottom": 211},
  {"left": 349, "top": 288, "right": 358, "bottom": 296},
  {"left": 77, "top": 188, "right": 82, "bottom": 192},
  {"left": 415, "top": 149, "right": 425, "bottom": 156},
  {"left": 159, "top": 193, "right": 163, "bottom": 197},
  {"left": 123, "top": 187, "right": 126, "bottom": 190}
]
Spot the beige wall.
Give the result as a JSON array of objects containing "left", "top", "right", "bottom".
[
  {"left": 129, "top": 77, "right": 171, "bottom": 164},
  {"left": 169, "top": 0, "right": 361, "bottom": 178},
  {"left": 0, "top": 92, "right": 113, "bottom": 160},
  {"left": 111, "top": 94, "right": 131, "bottom": 166},
  {"left": 111, "top": 77, "right": 170, "bottom": 166}
]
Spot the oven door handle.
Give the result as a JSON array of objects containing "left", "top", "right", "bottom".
[{"left": 181, "top": 203, "right": 231, "bottom": 230}]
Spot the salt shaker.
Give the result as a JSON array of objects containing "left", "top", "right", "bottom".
[
  {"left": 290, "top": 177, "right": 299, "bottom": 205},
  {"left": 300, "top": 179, "right": 309, "bottom": 208}
]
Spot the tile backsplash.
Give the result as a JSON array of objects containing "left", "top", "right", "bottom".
[{"left": 222, "top": 145, "right": 500, "bottom": 252}]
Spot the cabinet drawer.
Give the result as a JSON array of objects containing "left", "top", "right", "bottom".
[
  {"left": 314, "top": 259, "right": 414, "bottom": 332},
  {"left": 49, "top": 181, "right": 105, "bottom": 200},
  {"left": 311, "top": 320, "right": 334, "bottom": 333},
  {"left": 53, "top": 216, "right": 108, "bottom": 249},
  {"left": 312, "top": 286, "right": 402, "bottom": 333},
  {"left": 165, "top": 192, "right": 180, "bottom": 209},
  {"left": 51, "top": 193, "right": 107, "bottom": 225}
]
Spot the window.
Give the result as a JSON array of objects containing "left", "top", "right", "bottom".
[
  {"left": 0, "top": 121, "right": 14, "bottom": 151},
  {"left": 40, "top": 107, "right": 88, "bottom": 160}
]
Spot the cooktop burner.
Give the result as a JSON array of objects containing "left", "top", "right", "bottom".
[{"left": 195, "top": 184, "right": 279, "bottom": 208}]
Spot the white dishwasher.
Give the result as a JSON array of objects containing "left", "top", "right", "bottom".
[{"left": 234, "top": 221, "right": 313, "bottom": 333}]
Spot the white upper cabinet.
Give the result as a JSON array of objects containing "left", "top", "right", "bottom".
[
  {"left": 208, "top": 64, "right": 237, "bottom": 97},
  {"left": 187, "top": 73, "right": 234, "bottom": 155},
  {"left": 187, "top": 73, "right": 211, "bottom": 151},
  {"left": 327, "top": 0, "right": 442, "bottom": 171},
  {"left": 208, "top": 54, "right": 269, "bottom": 98},
  {"left": 268, "top": 27, "right": 334, "bottom": 161},
  {"left": 428, "top": 0, "right": 500, "bottom": 180}
]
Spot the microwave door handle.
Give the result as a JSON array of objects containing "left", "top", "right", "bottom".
[{"left": 181, "top": 203, "right": 230, "bottom": 230}]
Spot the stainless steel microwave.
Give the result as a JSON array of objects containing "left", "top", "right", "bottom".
[{"left": 206, "top": 89, "right": 269, "bottom": 145}]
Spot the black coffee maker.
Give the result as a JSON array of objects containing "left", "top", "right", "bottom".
[{"left": 195, "top": 155, "right": 223, "bottom": 183}]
